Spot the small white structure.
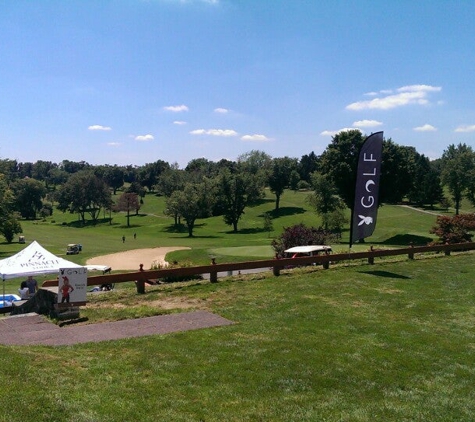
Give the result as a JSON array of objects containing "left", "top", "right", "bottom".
[
  {"left": 0, "top": 240, "right": 83, "bottom": 280},
  {"left": 0, "top": 241, "right": 84, "bottom": 302},
  {"left": 284, "top": 245, "right": 332, "bottom": 258}
]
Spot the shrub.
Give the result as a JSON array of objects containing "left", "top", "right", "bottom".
[
  {"left": 430, "top": 214, "right": 475, "bottom": 244},
  {"left": 271, "top": 223, "right": 337, "bottom": 257}
]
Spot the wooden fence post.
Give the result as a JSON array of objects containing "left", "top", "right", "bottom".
[
  {"left": 136, "top": 264, "right": 146, "bottom": 294},
  {"left": 210, "top": 258, "right": 218, "bottom": 283},
  {"left": 273, "top": 253, "right": 281, "bottom": 276},
  {"left": 368, "top": 246, "right": 374, "bottom": 265}
]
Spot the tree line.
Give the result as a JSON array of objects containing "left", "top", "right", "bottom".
[{"left": 0, "top": 130, "right": 474, "bottom": 242}]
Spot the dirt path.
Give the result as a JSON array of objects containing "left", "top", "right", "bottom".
[
  {"left": 86, "top": 247, "right": 191, "bottom": 271},
  {"left": 398, "top": 204, "right": 442, "bottom": 216}
]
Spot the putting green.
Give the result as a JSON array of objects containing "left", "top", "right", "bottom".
[{"left": 209, "top": 245, "right": 274, "bottom": 258}]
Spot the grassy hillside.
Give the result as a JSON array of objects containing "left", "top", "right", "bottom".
[
  {"left": 9, "top": 189, "right": 444, "bottom": 257},
  {"left": 1, "top": 252, "right": 475, "bottom": 421}
]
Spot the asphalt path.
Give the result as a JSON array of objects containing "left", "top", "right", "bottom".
[{"left": 0, "top": 311, "right": 234, "bottom": 346}]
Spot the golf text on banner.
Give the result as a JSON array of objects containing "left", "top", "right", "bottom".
[{"left": 350, "top": 131, "right": 383, "bottom": 247}]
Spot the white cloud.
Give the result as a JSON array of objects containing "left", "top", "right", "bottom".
[
  {"left": 320, "top": 128, "right": 359, "bottom": 137},
  {"left": 397, "top": 85, "right": 441, "bottom": 93},
  {"left": 190, "top": 128, "right": 238, "bottom": 137},
  {"left": 346, "top": 84, "right": 442, "bottom": 111},
  {"left": 414, "top": 124, "right": 437, "bottom": 132},
  {"left": 107, "top": 142, "right": 122, "bottom": 146},
  {"left": 163, "top": 104, "right": 189, "bottom": 112},
  {"left": 241, "top": 134, "right": 271, "bottom": 142},
  {"left": 135, "top": 134, "right": 154, "bottom": 141},
  {"left": 455, "top": 124, "right": 475, "bottom": 133},
  {"left": 173, "top": 121, "right": 187, "bottom": 125},
  {"left": 352, "top": 120, "right": 382, "bottom": 127},
  {"left": 88, "top": 125, "right": 111, "bottom": 131},
  {"left": 214, "top": 108, "right": 229, "bottom": 114}
]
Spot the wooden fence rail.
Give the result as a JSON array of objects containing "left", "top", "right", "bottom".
[{"left": 42, "top": 242, "right": 475, "bottom": 293}]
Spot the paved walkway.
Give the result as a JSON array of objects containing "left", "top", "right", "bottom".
[{"left": 0, "top": 311, "right": 234, "bottom": 346}]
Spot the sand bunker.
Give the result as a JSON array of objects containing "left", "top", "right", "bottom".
[{"left": 86, "top": 247, "right": 190, "bottom": 271}]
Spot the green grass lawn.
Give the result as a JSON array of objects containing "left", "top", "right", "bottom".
[
  {"left": 1, "top": 252, "right": 475, "bottom": 421},
  {"left": 2, "top": 188, "right": 470, "bottom": 293}
]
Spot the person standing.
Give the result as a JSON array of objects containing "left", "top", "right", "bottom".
[{"left": 25, "top": 275, "right": 38, "bottom": 296}]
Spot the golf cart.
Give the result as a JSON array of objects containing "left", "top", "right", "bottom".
[
  {"left": 66, "top": 243, "right": 82, "bottom": 255},
  {"left": 284, "top": 245, "right": 332, "bottom": 258},
  {"left": 283, "top": 245, "right": 332, "bottom": 267}
]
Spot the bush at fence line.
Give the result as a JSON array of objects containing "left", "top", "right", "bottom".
[{"left": 150, "top": 260, "right": 203, "bottom": 283}]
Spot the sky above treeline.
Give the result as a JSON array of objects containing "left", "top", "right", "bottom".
[{"left": 1, "top": 0, "right": 474, "bottom": 168}]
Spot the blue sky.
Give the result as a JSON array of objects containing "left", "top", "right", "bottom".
[{"left": 1, "top": 0, "right": 474, "bottom": 168}]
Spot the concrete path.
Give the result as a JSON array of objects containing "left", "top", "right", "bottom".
[{"left": 0, "top": 311, "right": 234, "bottom": 346}]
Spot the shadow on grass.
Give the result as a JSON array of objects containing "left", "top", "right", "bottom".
[
  {"left": 64, "top": 218, "right": 114, "bottom": 228},
  {"left": 359, "top": 270, "right": 411, "bottom": 279},
  {"left": 163, "top": 224, "right": 189, "bottom": 234},
  {"left": 224, "top": 227, "right": 268, "bottom": 235},
  {"left": 250, "top": 198, "right": 275, "bottom": 207},
  {"left": 163, "top": 224, "right": 221, "bottom": 239},
  {"left": 382, "top": 234, "right": 433, "bottom": 246},
  {"left": 264, "top": 207, "right": 306, "bottom": 218},
  {"left": 113, "top": 224, "right": 142, "bottom": 229}
]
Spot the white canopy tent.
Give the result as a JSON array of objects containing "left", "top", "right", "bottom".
[{"left": 0, "top": 240, "right": 83, "bottom": 281}]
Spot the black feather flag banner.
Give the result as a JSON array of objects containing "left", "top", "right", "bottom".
[{"left": 350, "top": 131, "right": 383, "bottom": 247}]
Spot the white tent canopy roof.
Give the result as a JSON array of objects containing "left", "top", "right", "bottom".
[{"left": 0, "top": 240, "right": 83, "bottom": 280}]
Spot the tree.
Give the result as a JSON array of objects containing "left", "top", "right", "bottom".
[
  {"left": 298, "top": 151, "right": 320, "bottom": 182},
  {"left": 440, "top": 143, "right": 475, "bottom": 215},
  {"left": 1, "top": 215, "right": 23, "bottom": 243},
  {"left": 289, "top": 170, "right": 301, "bottom": 191},
  {"left": 156, "top": 167, "right": 186, "bottom": 198},
  {"left": 185, "top": 158, "right": 218, "bottom": 178},
  {"left": 320, "top": 130, "right": 420, "bottom": 208},
  {"left": 170, "top": 180, "right": 215, "bottom": 237},
  {"left": 126, "top": 181, "right": 146, "bottom": 203},
  {"left": 102, "top": 165, "right": 125, "bottom": 194},
  {"left": 32, "top": 160, "right": 57, "bottom": 189},
  {"left": 138, "top": 160, "right": 170, "bottom": 192},
  {"left": 268, "top": 157, "right": 298, "bottom": 211},
  {"left": 46, "top": 167, "right": 69, "bottom": 189},
  {"left": 379, "top": 142, "right": 418, "bottom": 204},
  {"left": 307, "top": 172, "right": 345, "bottom": 229},
  {"left": 216, "top": 168, "right": 262, "bottom": 232},
  {"left": 11, "top": 178, "right": 47, "bottom": 220},
  {"left": 164, "top": 191, "right": 182, "bottom": 227},
  {"left": 319, "top": 130, "right": 366, "bottom": 208},
  {"left": 0, "top": 159, "right": 20, "bottom": 182},
  {"left": 115, "top": 192, "right": 140, "bottom": 227},
  {"left": 60, "top": 160, "right": 90, "bottom": 174},
  {"left": 237, "top": 150, "right": 272, "bottom": 190},
  {"left": 0, "top": 174, "right": 22, "bottom": 242},
  {"left": 57, "top": 170, "right": 112, "bottom": 224}
]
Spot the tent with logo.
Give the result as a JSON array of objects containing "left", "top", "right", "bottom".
[{"left": 0, "top": 241, "right": 83, "bottom": 281}]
